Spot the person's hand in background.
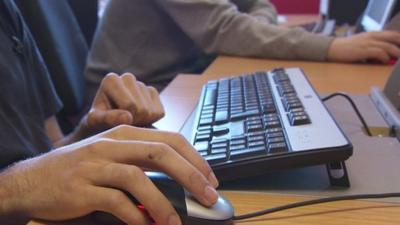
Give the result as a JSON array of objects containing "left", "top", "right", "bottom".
[
  {"left": 328, "top": 30, "right": 400, "bottom": 63},
  {"left": 0, "top": 125, "right": 219, "bottom": 225},
  {"left": 78, "top": 73, "right": 165, "bottom": 138}
]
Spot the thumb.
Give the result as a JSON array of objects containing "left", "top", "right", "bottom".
[{"left": 87, "top": 109, "right": 133, "bottom": 130}]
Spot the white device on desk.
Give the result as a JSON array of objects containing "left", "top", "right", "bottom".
[
  {"left": 361, "top": 0, "right": 398, "bottom": 32},
  {"left": 302, "top": 0, "right": 400, "bottom": 36},
  {"left": 370, "top": 60, "right": 400, "bottom": 141}
]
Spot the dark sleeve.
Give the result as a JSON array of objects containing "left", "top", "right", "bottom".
[{"left": 22, "top": 12, "right": 63, "bottom": 119}]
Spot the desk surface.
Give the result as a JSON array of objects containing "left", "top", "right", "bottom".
[
  {"left": 203, "top": 56, "right": 393, "bottom": 94},
  {"left": 31, "top": 191, "right": 400, "bottom": 225}
]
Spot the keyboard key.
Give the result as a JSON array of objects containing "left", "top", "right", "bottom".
[
  {"left": 264, "top": 121, "right": 281, "bottom": 129},
  {"left": 291, "top": 115, "right": 311, "bottom": 126},
  {"left": 268, "top": 142, "right": 288, "bottom": 153},
  {"left": 266, "top": 137, "right": 285, "bottom": 145},
  {"left": 230, "top": 137, "right": 246, "bottom": 146},
  {"left": 229, "top": 146, "right": 267, "bottom": 160},
  {"left": 248, "top": 131, "right": 265, "bottom": 138},
  {"left": 248, "top": 135, "right": 264, "bottom": 142},
  {"left": 267, "top": 131, "right": 284, "bottom": 139},
  {"left": 230, "top": 144, "right": 246, "bottom": 151},
  {"left": 204, "top": 88, "right": 217, "bottom": 106},
  {"left": 195, "top": 133, "right": 211, "bottom": 142},
  {"left": 198, "top": 125, "right": 212, "bottom": 131},
  {"left": 215, "top": 111, "right": 229, "bottom": 124},
  {"left": 230, "top": 110, "right": 260, "bottom": 121},
  {"left": 212, "top": 142, "right": 228, "bottom": 149},
  {"left": 199, "top": 117, "right": 213, "bottom": 126},
  {"left": 194, "top": 141, "right": 209, "bottom": 152},
  {"left": 213, "top": 126, "right": 229, "bottom": 136},
  {"left": 248, "top": 140, "right": 265, "bottom": 148},
  {"left": 196, "top": 129, "right": 212, "bottom": 136},
  {"left": 286, "top": 102, "right": 303, "bottom": 111},
  {"left": 211, "top": 148, "right": 227, "bottom": 155},
  {"left": 204, "top": 153, "right": 227, "bottom": 164},
  {"left": 211, "top": 138, "right": 228, "bottom": 144},
  {"left": 247, "top": 124, "right": 263, "bottom": 132},
  {"left": 198, "top": 151, "right": 208, "bottom": 157}
]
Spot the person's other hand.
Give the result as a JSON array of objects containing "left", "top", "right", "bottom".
[
  {"left": 0, "top": 125, "right": 218, "bottom": 225},
  {"left": 80, "top": 73, "right": 165, "bottom": 136},
  {"left": 327, "top": 31, "right": 400, "bottom": 63}
]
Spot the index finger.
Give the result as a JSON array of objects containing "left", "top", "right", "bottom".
[
  {"left": 371, "top": 31, "right": 400, "bottom": 45},
  {"left": 102, "top": 126, "right": 219, "bottom": 188},
  {"left": 90, "top": 139, "right": 219, "bottom": 207}
]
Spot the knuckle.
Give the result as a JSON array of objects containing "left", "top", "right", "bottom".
[
  {"left": 103, "top": 73, "right": 119, "bottom": 83},
  {"left": 108, "top": 191, "right": 128, "bottom": 208},
  {"left": 137, "top": 81, "right": 146, "bottom": 88},
  {"left": 135, "top": 107, "right": 150, "bottom": 120},
  {"left": 126, "top": 166, "right": 146, "bottom": 184},
  {"left": 169, "top": 132, "right": 188, "bottom": 146},
  {"left": 103, "top": 73, "right": 121, "bottom": 90},
  {"left": 121, "top": 73, "right": 137, "bottom": 81},
  {"left": 146, "top": 143, "right": 171, "bottom": 162},
  {"left": 147, "top": 86, "right": 158, "bottom": 95},
  {"left": 111, "top": 124, "right": 136, "bottom": 136},
  {"left": 157, "top": 109, "right": 166, "bottom": 119},
  {"left": 121, "top": 73, "right": 137, "bottom": 83},
  {"left": 86, "top": 111, "right": 97, "bottom": 126},
  {"left": 86, "top": 138, "right": 113, "bottom": 153}
]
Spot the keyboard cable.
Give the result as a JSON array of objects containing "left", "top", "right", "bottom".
[
  {"left": 233, "top": 92, "right": 400, "bottom": 221},
  {"left": 233, "top": 192, "right": 400, "bottom": 220},
  {"left": 321, "top": 92, "right": 373, "bottom": 136}
]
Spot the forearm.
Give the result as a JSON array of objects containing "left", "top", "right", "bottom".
[
  {"left": 0, "top": 165, "right": 30, "bottom": 225},
  {"left": 156, "top": 0, "right": 333, "bottom": 61},
  {"left": 232, "top": 0, "right": 277, "bottom": 24}
]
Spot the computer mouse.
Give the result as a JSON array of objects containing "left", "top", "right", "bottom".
[{"left": 94, "top": 172, "right": 234, "bottom": 225}]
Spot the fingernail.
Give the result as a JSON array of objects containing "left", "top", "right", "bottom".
[
  {"left": 168, "top": 214, "right": 181, "bottom": 225},
  {"left": 208, "top": 172, "right": 219, "bottom": 188},
  {"left": 204, "top": 186, "right": 219, "bottom": 205}
]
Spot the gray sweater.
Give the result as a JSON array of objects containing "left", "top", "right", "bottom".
[{"left": 86, "top": 0, "right": 334, "bottom": 90}]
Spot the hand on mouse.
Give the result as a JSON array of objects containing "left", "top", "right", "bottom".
[
  {"left": 327, "top": 31, "right": 400, "bottom": 63},
  {"left": 0, "top": 125, "right": 219, "bottom": 225},
  {"left": 77, "top": 73, "right": 165, "bottom": 139}
]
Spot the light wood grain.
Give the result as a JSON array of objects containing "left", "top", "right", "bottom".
[
  {"left": 30, "top": 191, "right": 400, "bottom": 225},
  {"left": 202, "top": 56, "right": 393, "bottom": 94}
]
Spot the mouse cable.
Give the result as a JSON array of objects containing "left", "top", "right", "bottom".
[
  {"left": 233, "top": 192, "right": 400, "bottom": 220},
  {"left": 321, "top": 92, "right": 373, "bottom": 136}
]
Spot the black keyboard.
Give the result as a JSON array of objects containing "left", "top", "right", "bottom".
[{"left": 182, "top": 68, "right": 353, "bottom": 181}]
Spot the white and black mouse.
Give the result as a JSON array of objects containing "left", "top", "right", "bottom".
[{"left": 95, "top": 172, "right": 234, "bottom": 225}]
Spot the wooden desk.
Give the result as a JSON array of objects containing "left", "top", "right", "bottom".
[
  {"left": 203, "top": 56, "right": 393, "bottom": 94},
  {"left": 30, "top": 191, "right": 400, "bottom": 225}
]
